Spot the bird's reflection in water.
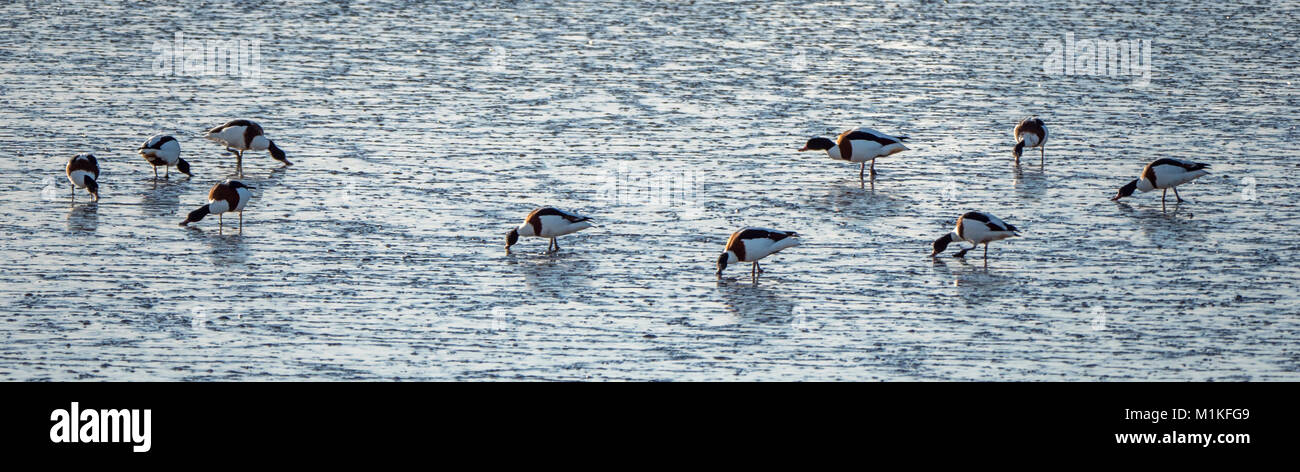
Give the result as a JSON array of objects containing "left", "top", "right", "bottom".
[
  {"left": 1114, "top": 200, "right": 1194, "bottom": 242},
  {"left": 930, "top": 256, "right": 1014, "bottom": 307},
  {"left": 508, "top": 252, "right": 594, "bottom": 300},
  {"left": 141, "top": 180, "right": 185, "bottom": 218},
  {"left": 715, "top": 279, "right": 797, "bottom": 325},
  {"left": 66, "top": 203, "right": 98, "bottom": 232},
  {"left": 185, "top": 228, "right": 250, "bottom": 266},
  {"left": 1012, "top": 162, "right": 1048, "bottom": 200}
]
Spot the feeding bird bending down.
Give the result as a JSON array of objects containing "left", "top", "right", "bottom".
[
  {"left": 203, "top": 119, "right": 290, "bottom": 175},
  {"left": 716, "top": 228, "right": 800, "bottom": 282},
  {"left": 138, "top": 135, "right": 190, "bottom": 179},
  {"left": 505, "top": 207, "right": 595, "bottom": 254},
  {"left": 799, "top": 127, "right": 909, "bottom": 181}
]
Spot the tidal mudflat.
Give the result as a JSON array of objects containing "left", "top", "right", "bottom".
[{"left": 0, "top": 1, "right": 1297, "bottom": 380}]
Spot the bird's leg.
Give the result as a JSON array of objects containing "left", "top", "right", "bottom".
[
  {"left": 165, "top": 165, "right": 169, "bottom": 179},
  {"left": 751, "top": 262, "right": 757, "bottom": 281},
  {"left": 984, "top": 243, "right": 989, "bottom": 261},
  {"left": 153, "top": 165, "right": 159, "bottom": 180},
  {"left": 859, "top": 162, "right": 865, "bottom": 181},
  {"left": 756, "top": 261, "right": 764, "bottom": 274},
  {"left": 1040, "top": 145, "right": 1045, "bottom": 167},
  {"left": 236, "top": 150, "right": 243, "bottom": 177},
  {"left": 239, "top": 211, "right": 243, "bottom": 232},
  {"left": 1161, "top": 189, "right": 1168, "bottom": 211},
  {"left": 1173, "top": 187, "right": 1186, "bottom": 203},
  {"left": 869, "top": 159, "right": 877, "bottom": 179},
  {"left": 552, "top": 238, "right": 559, "bottom": 252}
]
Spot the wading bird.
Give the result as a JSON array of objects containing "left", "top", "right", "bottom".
[
  {"left": 505, "top": 207, "right": 595, "bottom": 254},
  {"left": 203, "top": 120, "right": 289, "bottom": 175},
  {"left": 65, "top": 153, "right": 100, "bottom": 202},
  {"left": 799, "top": 127, "right": 909, "bottom": 181},
  {"left": 930, "top": 212, "right": 1020, "bottom": 265},
  {"left": 716, "top": 228, "right": 800, "bottom": 282},
  {"left": 138, "top": 135, "right": 191, "bottom": 179},
  {"left": 1111, "top": 158, "right": 1210, "bottom": 209},
  {"left": 1012, "top": 117, "right": 1047, "bottom": 166},
  {"left": 179, "top": 180, "right": 254, "bottom": 232}
]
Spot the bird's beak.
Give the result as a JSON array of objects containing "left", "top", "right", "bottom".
[{"left": 797, "top": 146, "right": 809, "bottom": 152}]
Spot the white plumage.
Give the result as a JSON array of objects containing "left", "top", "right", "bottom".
[
  {"left": 717, "top": 228, "right": 801, "bottom": 280},
  {"left": 799, "top": 127, "right": 910, "bottom": 180},
  {"left": 138, "top": 135, "right": 189, "bottom": 178},
  {"left": 506, "top": 207, "right": 595, "bottom": 253},
  {"left": 1112, "top": 158, "right": 1211, "bottom": 207},
  {"left": 931, "top": 212, "right": 1020, "bottom": 262},
  {"left": 203, "top": 119, "right": 290, "bottom": 174},
  {"left": 140, "top": 135, "right": 180, "bottom": 164}
]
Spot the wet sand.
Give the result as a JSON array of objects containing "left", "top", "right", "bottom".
[{"left": 0, "top": 1, "right": 1298, "bottom": 380}]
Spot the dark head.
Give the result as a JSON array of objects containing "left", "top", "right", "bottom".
[
  {"left": 1112, "top": 179, "right": 1138, "bottom": 201},
  {"left": 715, "top": 252, "right": 729, "bottom": 277},
  {"left": 505, "top": 229, "right": 519, "bottom": 253},
  {"left": 227, "top": 180, "right": 254, "bottom": 190},
  {"left": 84, "top": 177, "right": 99, "bottom": 201},
  {"left": 180, "top": 204, "right": 210, "bottom": 226},
  {"left": 1012, "top": 140, "right": 1025, "bottom": 160},
  {"left": 268, "top": 141, "right": 290, "bottom": 166},
  {"left": 930, "top": 233, "right": 954, "bottom": 257},
  {"left": 798, "top": 137, "right": 835, "bottom": 152},
  {"left": 176, "top": 158, "right": 192, "bottom": 177}
]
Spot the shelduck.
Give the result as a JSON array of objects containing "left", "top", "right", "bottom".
[
  {"left": 1012, "top": 117, "right": 1047, "bottom": 165},
  {"left": 800, "top": 127, "right": 909, "bottom": 180},
  {"left": 1111, "top": 158, "right": 1210, "bottom": 208},
  {"left": 930, "top": 212, "right": 1020, "bottom": 263},
  {"left": 203, "top": 120, "right": 290, "bottom": 174},
  {"left": 505, "top": 207, "right": 595, "bottom": 254},
  {"left": 138, "top": 135, "right": 190, "bottom": 179},
  {"left": 716, "top": 228, "right": 800, "bottom": 281},
  {"left": 179, "top": 180, "right": 254, "bottom": 232},
  {"left": 65, "top": 153, "right": 100, "bottom": 202}
]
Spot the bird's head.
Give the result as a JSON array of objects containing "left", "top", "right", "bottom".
[
  {"left": 930, "top": 233, "right": 955, "bottom": 257},
  {"left": 85, "top": 178, "right": 99, "bottom": 202},
  {"left": 505, "top": 229, "right": 520, "bottom": 254},
  {"left": 1111, "top": 179, "right": 1138, "bottom": 201},
  {"left": 798, "top": 137, "right": 835, "bottom": 152},
  {"left": 268, "top": 141, "right": 290, "bottom": 166}
]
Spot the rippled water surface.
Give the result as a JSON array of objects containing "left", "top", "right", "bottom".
[{"left": 1, "top": 0, "right": 1298, "bottom": 380}]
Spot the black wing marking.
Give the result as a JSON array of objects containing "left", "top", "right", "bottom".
[{"left": 839, "top": 130, "right": 902, "bottom": 146}]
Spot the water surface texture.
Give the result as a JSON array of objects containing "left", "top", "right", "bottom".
[{"left": 1, "top": 1, "right": 1298, "bottom": 380}]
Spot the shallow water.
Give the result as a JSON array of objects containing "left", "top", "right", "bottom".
[{"left": 1, "top": 1, "right": 1298, "bottom": 380}]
